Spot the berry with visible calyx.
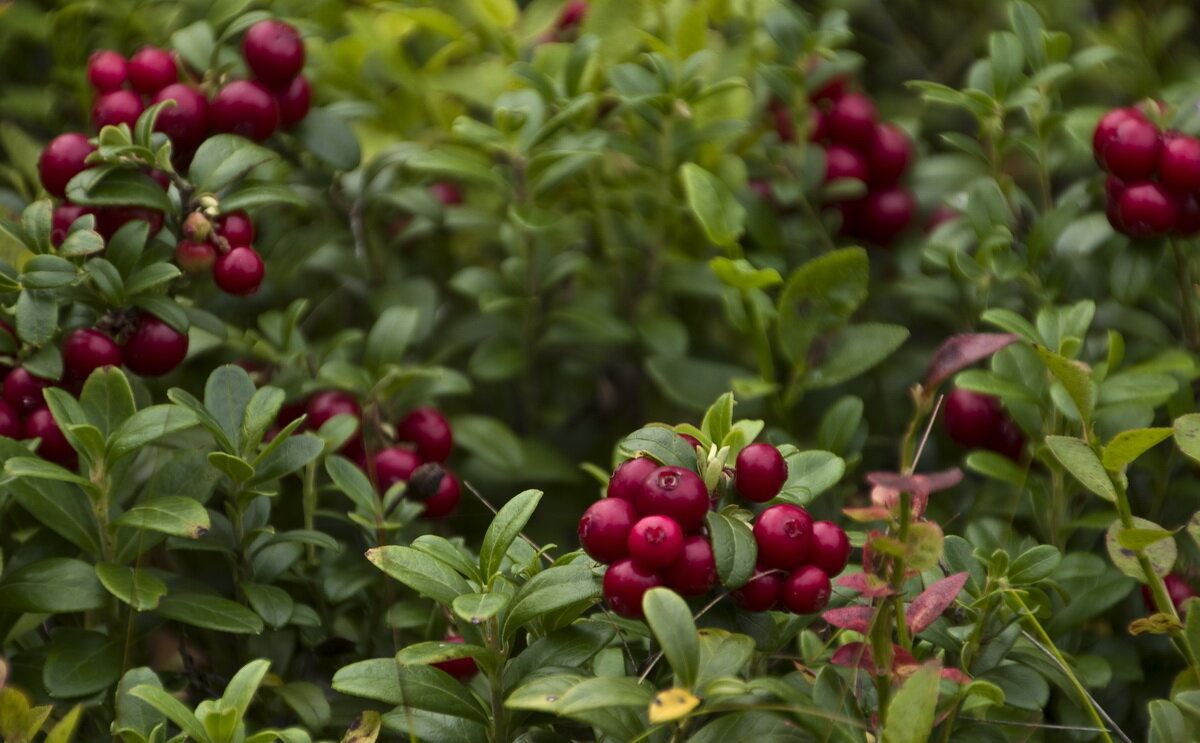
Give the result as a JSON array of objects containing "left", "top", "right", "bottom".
[
  {"left": 176, "top": 240, "right": 217, "bottom": 274},
  {"left": 121, "top": 313, "right": 188, "bottom": 376},
  {"left": 809, "top": 521, "right": 851, "bottom": 576},
  {"left": 211, "top": 80, "right": 279, "bottom": 142},
  {"left": 62, "top": 328, "right": 121, "bottom": 379},
  {"left": 867, "top": 123, "right": 913, "bottom": 185},
  {"left": 432, "top": 636, "right": 478, "bottom": 681},
  {"left": 606, "top": 457, "right": 657, "bottom": 504},
  {"left": 1161, "top": 133, "right": 1200, "bottom": 193},
  {"left": 1093, "top": 107, "right": 1143, "bottom": 163},
  {"left": 842, "top": 187, "right": 914, "bottom": 245},
  {"left": 92, "top": 90, "right": 145, "bottom": 130},
  {"left": 824, "top": 144, "right": 870, "bottom": 185},
  {"left": 662, "top": 535, "right": 717, "bottom": 596},
  {"left": 128, "top": 47, "right": 177, "bottom": 94},
  {"left": 51, "top": 204, "right": 92, "bottom": 246},
  {"left": 1117, "top": 182, "right": 1178, "bottom": 238},
  {"left": 780, "top": 565, "right": 832, "bottom": 614},
  {"left": 306, "top": 390, "right": 360, "bottom": 431},
  {"left": 39, "top": 133, "right": 96, "bottom": 198},
  {"left": 731, "top": 569, "right": 783, "bottom": 612},
  {"left": 4, "top": 368, "right": 53, "bottom": 413},
  {"left": 627, "top": 515, "right": 685, "bottom": 570},
  {"left": 430, "top": 182, "right": 463, "bottom": 206},
  {"left": 1100, "top": 117, "right": 1162, "bottom": 181},
  {"left": 602, "top": 558, "right": 663, "bottom": 619},
  {"left": 242, "top": 19, "right": 306, "bottom": 88},
  {"left": 636, "top": 466, "right": 709, "bottom": 533},
  {"left": 153, "top": 83, "right": 210, "bottom": 150},
  {"left": 215, "top": 211, "right": 255, "bottom": 245},
  {"left": 827, "top": 93, "right": 877, "bottom": 147},
  {"left": 25, "top": 407, "right": 75, "bottom": 466},
  {"left": 942, "top": 388, "right": 1003, "bottom": 449},
  {"left": 87, "top": 50, "right": 127, "bottom": 92},
  {"left": 991, "top": 416, "right": 1025, "bottom": 462},
  {"left": 415, "top": 464, "right": 460, "bottom": 518},
  {"left": 214, "top": 246, "right": 265, "bottom": 295},
  {"left": 373, "top": 446, "right": 422, "bottom": 492},
  {"left": 275, "top": 75, "right": 311, "bottom": 127},
  {"left": 735, "top": 442, "right": 788, "bottom": 503},
  {"left": 396, "top": 406, "right": 453, "bottom": 462},
  {"left": 0, "top": 399, "right": 20, "bottom": 439},
  {"left": 578, "top": 497, "right": 638, "bottom": 564},
  {"left": 753, "top": 504, "right": 813, "bottom": 569}
]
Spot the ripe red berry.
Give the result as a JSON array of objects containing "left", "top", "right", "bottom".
[
  {"left": 128, "top": 47, "right": 177, "bottom": 94},
  {"left": 215, "top": 211, "right": 256, "bottom": 245},
  {"left": 176, "top": 240, "right": 217, "bottom": 274},
  {"left": 306, "top": 390, "right": 361, "bottom": 431},
  {"left": 626, "top": 515, "right": 685, "bottom": 570},
  {"left": 94, "top": 206, "right": 163, "bottom": 240},
  {"left": 662, "top": 535, "right": 717, "bottom": 596},
  {"left": 844, "top": 187, "right": 914, "bottom": 245},
  {"left": 396, "top": 407, "right": 454, "bottom": 462},
  {"left": 678, "top": 432, "right": 701, "bottom": 450},
  {"left": 1161, "top": 134, "right": 1200, "bottom": 193},
  {"left": 153, "top": 83, "right": 210, "bottom": 150},
  {"left": 942, "top": 388, "right": 1004, "bottom": 449},
  {"left": 579, "top": 498, "right": 638, "bottom": 564},
  {"left": 731, "top": 569, "right": 783, "bottom": 612},
  {"left": 867, "top": 123, "right": 913, "bottom": 185},
  {"left": 432, "top": 636, "right": 478, "bottom": 681},
  {"left": 87, "top": 50, "right": 128, "bottom": 92},
  {"left": 809, "top": 521, "right": 851, "bottom": 576},
  {"left": 25, "top": 407, "right": 75, "bottom": 466},
  {"left": 214, "top": 246, "right": 266, "bottom": 295},
  {"left": 0, "top": 399, "right": 20, "bottom": 439},
  {"left": 636, "top": 466, "right": 709, "bottom": 533},
  {"left": 430, "top": 182, "right": 463, "bottom": 207},
  {"left": 418, "top": 466, "right": 460, "bottom": 518},
  {"left": 374, "top": 446, "right": 423, "bottom": 492},
  {"left": 1093, "top": 107, "right": 1143, "bottom": 164},
  {"left": 827, "top": 93, "right": 877, "bottom": 147},
  {"left": 62, "top": 328, "right": 121, "bottom": 379},
  {"left": 121, "top": 313, "right": 188, "bottom": 376},
  {"left": 780, "top": 565, "right": 832, "bottom": 614},
  {"left": 39, "top": 133, "right": 96, "bottom": 198},
  {"left": 1100, "top": 117, "right": 1162, "bottom": 181},
  {"left": 753, "top": 504, "right": 813, "bottom": 569},
  {"left": 606, "top": 457, "right": 657, "bottom": 504},
  {"left": 242, "top": 20, "right": 306, "bottom": 88},
  {"left": 556, "top": 0, "right": 589, "bottom": 29},
  {"left": 92, "top": 90, "right": 145, "bottom": 130},
  {"left": 990, "top": 416, "right": 1025, "bottom": 462},
  {"left": 1117, "top": 182, "right": 1178, "bottom": 238},
  {"left": 210, "top": 81, "right": 280, "bottom": 142},
  {"left": 824, "top": 144, "right": 870, "bottom": 185},
  {"left": 275, "top": 75, "right": 312, "bottom": 127},
  {"left": 3, "top": 368, "right": 53, "bottom": 413},
  {"left": 809, "top": 74, "right": 847, "bottom": 103},
  {"left": 51, "top": 203, "right": 92, "bottom": 246},
  {"left": 735, "top": 443, "right": 788, "bottom": 503},
  {"left": 602, "top": 558, "right": 664, "bottom": 619},
  {"left": 1178, "top": 195, "right": 1200, "bottom": 237}
]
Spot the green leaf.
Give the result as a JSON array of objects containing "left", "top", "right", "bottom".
[
  {"left": 95, "top": 563, "right": 168, "bottom": 610},
  {"left": 617, "top": 425, "right": 695, "bottom": 469},
  {"left": 57, "top": 227, "right": 104, "bottom": 257},
  {"left": 221, "top": 659, "right": 271, "bottom": 721},
  {"left": 778, "top": 449, "right": 845, "bottom": 505},
  {"left": 501, "top": 564, "right": 599, "bottom": 639},
  {"left": 219, "top": 182, "right": 307, "bottom": 212},
  {"left": 170, "top": 20, "right": 216, "bottom": 73},
  {"left": 240, "top": 386, "right": 285, "bottom": 454},
  {"left": 23, "top": 344, "right": 62, "bottom": 381},
  {"left": 116, "top": 667, "right": 165, "bottom": 739},
  {"left": 1173, "top": 414, "right": 1200, "bottom": 466},
  {"left": 679, "top": 162, "right": 745, "bottom": 247},
  {"left": 333, "top": 661, "right": 488, "bottom": 723},
  {"left": 133, "top": 295, "right": 188, "bottom": 334},
  {"left": 209, "top": 451, "right": 256, "bottom": 482},
  {"left": 882, "top": 663, "right": 940, "bottom": 743},
  {"left": 643, "top": 588, "right": 700, "bottom": 690},
  {"left": 86, "top": 259, "right": 125, "bottom": 304},
  {"left": 709, "top": 258, "right": 782, "bottom": 291},
  {"left": 5, "top": 457, "right": 93, "bottom": 490},
  {"left": 294, "top": 108, "right": 361, "bottom": 171},
  {"left": 1149, "top": 700, "right": 1189, "bottom": 743},
  {"left": 1106, "top": 517, "right": 1176, "bottom": 581},
  {"left": 66, "top": 169, "right": 172, "bottom": 212},
  {"left": 16, "top": 288, "right": 58, "bottom": 345},
  {"left": 645, "top": 355, "right": 758, "bottom": 411},
  {"left": 452, "top": 593, "right": 510, "bottom": 624},
  {"left": 364, "top": 307, "right": 420, "bottom": 371},
  {"left": 705, "top": 510, "right": 757, "bottom": 589},
  {"left": 272, "top": 682, "right": 331, "bottom": 731},
  {"left": 1033, "top": 344, "right": 1095, "bottom": 425},
  {"left": 205, "top": 365, "right": 257, "bottom": 452},
  {"left": 700, "top": 393, "right": 734, "bottom": 446},
  {"left": 479, "top": 489, "right": 542, "bottom": 579},
  {"left": 777, "top": 247, "right": 868, "bottom": 364},
  {"left": 250, "top": 433, "right": 324, "bottom": 483},
  {"left": 125, "top": 263, "right": 181, "bottom": 296},
  {"left": 128, "top": 685, "right": 212, "bottom": 743},
  {"left": 1045, "top": 436, "right": 1116, "bottom": 502},
  {"left": 108, "top": 405, "right": 200, "bottom": 462},
  {"left": 367, "top": 546, "right": 473, "bottom": 605},
  {"left": 9, "top": 479, "right": 101, "bottom": 556},
  {"left": 43, "top": 630, "right": 121, "bottom": 698},
  {"left": 188, "top": 134, "right": 278, "bottom": 192},
  {"left": 807, "top": 323, "right": 909, "bottom": 389},
  {"left": 1008, "top": 545, "right": 1061, "bottom": 584},
  {"left": 155, "top": 592, "right": 264, "bottom": 634},
  {"left": 79, "top": 367, "right": 137, "bottom": 436},
  {"left": 326, "top": 455, "right": 378, "bottom": 513},
  {"left": 113, "top": 496, "right": 210, "bottom": 538},
  {"left": 243, "top": 583, "right": 294, "bottom": 628},
  {"left": 0, "top": 557, "right": 106, "bottom": 612}
]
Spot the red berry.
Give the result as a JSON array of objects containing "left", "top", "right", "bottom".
[
  {"left": 1161, "top": 134, "right": 1200, "bottom": 193},
  {"left": 275, "top": 75, "right": 311, "bottom": 127},
  {"left": 990, "top": 416, "right": 1025, "bottom": 462},
  {"left": 579, "top": 498, "right": 638, "bottom": 564},
  {"left": 679, "top": 432, "right": 701, "bottom": 450},
  {"left": 1100, "top": 117, "right": 1162, "bottom": 181},
  {"left": 1093, "top": 107, "right": 1143, "bottom": 163},
  {"left": 1117, "top": 182, "right": 1178, "bottom": 238},
  {"left": 605, "top": 457, "right": 657, "bottom": 504},
  {"left": 735, "top": 443, "right": 788, "bottom": 503},
  {"left": 1178, "top": 195, "right": 1200, "bottom": 237},
  {"left": 770, "top": 99, "right": 795, "bottom": 144},
  {"left": 662, "top": 536, "right": 717, "bottom": 596},
  {"left": 942, "top": 389, "right": 1003, "bottom": 449},
  {"left": 62, "top": 328, "right": 121, "bottom": 379},
  {"left": 306, "top": 391, "right": 361, "bottom": 431},
  {"left": 3, "top": 368, "right": 53, "bottom": 413},
  {"left": 810, "top": 76, "right": 847, "bottom": 103},
  {"left": 128, "top": 47, "right": 177, "bottom": 94},
  {"left": 753, "top": 504, "right": 813, "bottom": 570},
  {"left": 731, "top": 569, "right": 783, "bottom": 611},
  {"left": 121, "top": 313, "right": 188, "bottom": 376},
  {"left": 87, "top": 50, "right": 128, "bottom": 92},
  {"left": 635, "top": 466, "right": 709, "bottom": 533},
  {"left": 556, "top": 0, "right": 589, "bottom": 29},
  {"left": 419, "top": 466, "right": 460, "bottom": 519},
  {"left": 242, "top": 20, "right": 306, "bottom": 88},
  {"left": 809, "top": 521, "right": 851, "bottom": 576},
  {"left": 867, "top": 123, "right": 913, "bottom": 185},
  {"left": 176, "top": 240, "right": 217, "bottom": 273},
  {"left": 0, "top": 399, "right": 20, "bottom": 439},
  {"left": 215, "top": 211, "right": 256, "bottom": 245},
  {"left": 94, "top": 206, "right": 163, "bottom": 240},
  {"left": 844, "top": 187, "right": 914, "bottom": 245},
  {"left": 396, "top": 406, "right": 453, "bottom": 462},
  {"left": 153, "top": 83, "right": 210, "bottom": 150},
  {"left": 39, "top": 134, "right": 96, "bottom": 198},
  {"left": 626, "top": 515, "right": 685, "bottom": 570},
  {"left": 602, "top": 558, "right": 664, "bottom": 619},
  {"left": 25, "top": 407, "right": 75, "bottom": 466},
  {"left": 780, "top": 565, "right": 832, "bottom": 614},
  {"left": 92, "top": 90, "right": 145, "bottom": 130},
  {"left": 211, "top": 81, "right": 280, "bottom": 142},
  {"left": 214, "top": 246, "right": 266, "bottom": 295},
  {"left": 432, "top": 636, "right": 477, "bottom": 681},
  {"left": 430, "top": 182, "right": 463, "bottom": 206},
  {"left": 374, "top": 446, "right": 422, "bottom": 492},
  {"left": 827, "top": 93, "right": 877, "bottom": 147},
  {"left": 824, "top": 144, "right": 870, "bottom": 185},
  {"left": 51, "top": 204, "right": 92, "bottom": 246}
]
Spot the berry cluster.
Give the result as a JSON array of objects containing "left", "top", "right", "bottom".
[
  {"left": 732, "top": 505, "right": 850, "bottom": 614},
  {"left": 178, "top": 210, "right": 266, "bottom": 295},
  {"left": 941, "top": 388, "right": 1023, "bottom": 461},
  {"left": 1094, "top": 106, "right": 1200, "bottom": 237}
]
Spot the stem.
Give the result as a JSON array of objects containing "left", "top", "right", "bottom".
[
  {"left": 1171, "top": 239, "right": 1199, "bottom": 350},
  {"left": 485, "top": 619, "right": 509, "bottom": 743},
  {"left": 302, "top": 460, "right": 318, "bottom": 565}
]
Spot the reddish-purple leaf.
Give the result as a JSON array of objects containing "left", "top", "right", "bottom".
[
  {"left": 823, "top": 606, "right": 875, "bottom": 633},
  {"left": 866, "top": 468, "right": 963, "bottom": 519},
  {"left": 836, "top": 572, "right": 896, "bottom": 598},
  {"left": 941, "top": 667, "right": 971, "bottom": 684},
  {"left": 906, "top": 572, "right": 970, "bottom": 634},
  {"left": 830, "top": 643, "right": 873, "bottom": 670},
  {"left": 924, "top": 333, "right": 1019, "bottom": 389}
]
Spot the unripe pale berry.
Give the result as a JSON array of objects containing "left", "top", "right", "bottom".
[{"left": 176, "top": 240, "right": 217, "bottom": 274}]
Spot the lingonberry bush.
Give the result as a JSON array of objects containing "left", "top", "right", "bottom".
[{"left": 7, "top": 1, "right": 1200, "bottom": 741}]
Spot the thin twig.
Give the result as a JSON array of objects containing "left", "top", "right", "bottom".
[
  {"left": 1019, "top": 630, "right": 1131, "bottom": 743},
  {"left": 463, "top": 479, "right": 554, "bottom": 564},
  {"left": 910, "top": 393, "right": 944, "bottom": 473},
  {"left": 637, "top": 592, "right": 729, "bottom": 683}
]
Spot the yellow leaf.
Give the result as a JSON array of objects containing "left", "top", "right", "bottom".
[
  {"left": 340, "top": 710, "right": 382, "bottom": 743},
  {"left": 648, "top": 687, "right": 700, "bottom": 724}
]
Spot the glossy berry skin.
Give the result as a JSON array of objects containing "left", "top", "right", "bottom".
[
  {"left": 1101, "top": 117, "right": 1162, "bottom": 181},
  {"left": 419, "top": 467, "right": 460, "bottom": 518},
  {"left": 215, "top": 211, "right": 256, "bottom": 245},
  {"left": 780, "top": 565, "right": 832, "bottom": 614},
  {"left": 942, "top": 389, "right": 1003, "bottom": 449},
  {"left": 606, "top": 457, "right": 657, "bottom": 504},
  {"left": 1093, "top": 108, "right": 1143, "bottom": 163},
  {"left": 305, "top": 390, "right": 361, "bottom": 431},
  {"left": 809, "top": 521, "right": 852, "bottom": 576},
  {"left": 867, "top": 123, "right": 913, "bottom": 185},
  {"left": 4, "top": 368, "right": 52, "bottom": 413},
  {"left": 1161, "top": 134, "right": 1200, "bottom": 193},
  {"left": 735, "top": 443, "right": 788, "bottom": 503},
  {"left": 242, "top": 20, "right": 306, "bottom": 88},
  {"left": 210, "top": 81, "right": 280, "bottom": 142},
  {"left": 176, "top": 240, "right": 217, "bottom": 274},
  {"left": 373, "top": 446, "right": 423, "bottom": 493},
  {"left": 827, "top": 93, "right": 877, "bottom": 147},
  {"left": 92, "top": 90, "right": 145, "bottom": 130},
  {"left": 51, "top": 204, "right": 92, "bottom": 247},
  {"left": 731, "top": 569, "right": 783, "bottom": 612},
  {"left": 25, "top": 407, "right": 75, "bottom": 466},
  {"left": 153, "top": 84, "right": 210, "bottom": 150},
  {"left": 991, "top": 417, "right": 1025, "bottom": 462},
  {"left": 1117, "top": 182, "right": 1178, "bottom": 238},
  {"left": 678, "top": 432, "right": 701, "bottom": 450},
  {"left": 578, "top": 497, "right": 638, "bottom": 564},
  {"left": 396, "top": 406, "right": 454, "bottom": 462},
  {"left": 430, "top": 182, "right": 464, "bottom": 206},
  {"left": 432, "top": 636, "right": 477, "bottom": 681},
  {"left": 63, "top": 329, "right": 122, "bottom": 379},
  {"left": 122, "top": 314, "right": 188, "bottom": 376},
  {"left": 87, "top": 50, "right": 127, "bottom": 92},
  {"left": 128, "top": 47, "right": 177, "bottom": 94},
  {"left": 663, "top": 536, "right": 717, "bottom": 596},
  {"left": 275, "top": 75, "right": 311, "bottom": 127},
  {"left": 0, "top": 399, "right": 20, "bottom": 439},
  {"left": 39, "top": 133, "right": 96, "bottom": 198},
  {"left": 214, "top": 246, "right": 266, "bottom": 295},
  {"left": 627, "top": 515, "right": 685, "bottom": 570},
  {"left": 602, "top": 558, "right": 664, "bottom": 619},
  {"left": 753, "top": 504, "right": 813, "bottom": 570},
  {"left": 636, "top": 466, "right": 709, "bottom": 533},
  {"left": 844, "top": 188, "right": 914, "bottom": 245},
  {"left": 824, "top": 144, "right": 870, "bottom": 185}
]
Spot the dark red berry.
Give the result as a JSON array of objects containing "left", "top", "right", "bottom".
[
  {"left": 87, "top": 50, "right": 128, "bottom": 92},
  {"left": 1161, "top": 134, "right": 1200, "bottom": 193},
  {"left": 39, "top": 134, "right": 96, "bottom": 198},
  {"left": 824, "top": 144, "right": 870, "bottom": 185},
  {"left": 867, "top": 123, "right": 913, "bottom": 185},
  {"left": 679, "top": 432, "right": 701, "bottom": 450},
  {"left": 1117, "top": 182, "right": 1178, "bottom": 238},
  {"left": 62, "top": 328, "right": 121, "bottom": 379},
  {"left": 1178, "top": 195, "right": 1200, "bottom": 237},
  {"left": 214, "top": 246, "right": 265, "bottom": 295},
  {"left": 602, "top": 558, "right": 664, "bottom": 619},
  {"left": 51, "top": 204, "right": 92, "bottom": 246},
  {"left": 606, "top": 457, "right": 657, "bottom": 504},
  {"left": 827, "top": 93, "right": 877, "bottom": 147},
  {"left": 990, "top": 416, "right": 1025, "bottom": 462},
  {"left": 418, "top": 466, "right": 460, "bottom": 519},
  {"left": 432, "top": 636, "right": 477, "bottom": 681},
  {"left": 780, "top": 565, "right": 832, "bottom": 614},
  {"left": 556, "top": 0, "right": 589, "bottom": 29},
  {"left": 636, "top": 466, "right": 709, "bottom": 533},
  {"left": 94, "top": 206, "right": 163, "bottom": 240},
  {"left": 0, "top": 399, "right": 20, "bottom": 439},
  {"left": 843, "top": 187, "right": 914, "bottom": 245},
  {"left": 396, "top": 406, "right": 453, "bottom": 462},
  {"left": 731, "top": 569, "right": 783, "bottom": 612},
  {"left": 626, "top": 515, "right": 685, "bottom": 571},
  {"left": 809, "top": 521, "right": 851, "bottom": 576},
  {"left": 1093, "top": 108, "right": 1143, "bottom": 164},
  {"left": 210, "top": 81, "right": 280, "bottom": 142},
  {"left": 662, "top": 536, "right": 717, "bottom": 596},
  {"left": 306, "top": 391, "right": 361, "bottom": 431},
  {"left": 92, "top": 90, "right": 145, "bottom": 130},
  {"left": 121, "top": 313, "right": 188, "bottom": 376},
  {"left": 753, "top": 504, "right": 813, "bottom": 570},
  {"left": 128, "top": 47, "right": 177, "bottom": 94},
  {"left": 242, "top": 20, "right": 306, "bottom": 88},
  {"left": 770, "top": 99, "right": 795, "bottom": 144},
  {"left": 430, "top": 182, "right": 463, "bottom": 206},
  {"left": 1101, "top": 117, "right": 1162, "bottom": 181},
  {"left": 735, "top": 443, "right": 788, "bottom": 503},
  {"left": 215, "top": 211, "right": 256, "bottom": 245},
  {"left": 176, "top": 240, "right": 217, "bottom": 273},
  {"left": 374, "top": 446, "right": 422, "bottom": 492},
  {"left": 275, "top": 75, "right": 311, "bottom": 127},
  {"left": 153, "top": 83, "right": 210, "bottom": 150},
  {"left": 809, "top": 74, "right": 847, "bottom": 103},
  {"left": 25, "top": 407, "right": 75, "bottom": 466},
  {"left": 942, "top": 389, "right": 1003, "bottom": 449},
  {"left": 3, "top": 368, "right": 52, "bottom": 413},
  {"left": 579, "top": 498, "right": 638, "bottom": 564}
]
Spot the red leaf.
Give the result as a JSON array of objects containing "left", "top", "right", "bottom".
[
  {"left": 836, "top": 572, "right": 896, "bottom": 598},
  {"left": 830, "top": 643, "right": 873, "bottom": 670},
  {"left": 941, "top": 667, "right": 971, "bottom": 684},
  {"left": 822, "top": 606, "right": 875, "bottom": 633},
  {"left": 906, "top": 572, "right": 970, "bottom": 635},
  {"left": 866, "top": 469, "right": 963, "bottom": 519},
  {"left": 924, "top": 333, "right": 1019, "bottom": 389},
  {"left": 891, "top": 645, "right": 918, "bottom": 671}
]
